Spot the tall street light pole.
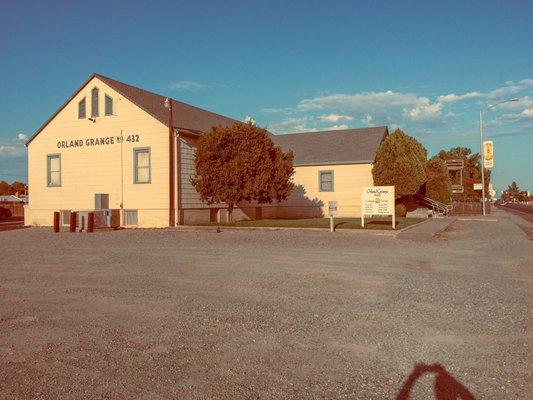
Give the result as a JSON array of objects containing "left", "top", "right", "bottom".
[{"left": 479, "top": 98, "right": 518, "bottom": 215}]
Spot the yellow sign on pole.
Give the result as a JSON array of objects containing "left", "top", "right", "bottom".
[{"left": 483, "top": 140, "right": 494, "bottom": 168}]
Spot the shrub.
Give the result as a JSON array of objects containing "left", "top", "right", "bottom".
[{"left": 395, "top": 204, "right": 407, "bottom": 217}]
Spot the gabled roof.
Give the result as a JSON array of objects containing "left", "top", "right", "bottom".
[
  {"left": 26, "top": 73, "right": 239, "bottom": 146},
  {"left": 271, "top": 126, "right": 388, "bottom": 166}
]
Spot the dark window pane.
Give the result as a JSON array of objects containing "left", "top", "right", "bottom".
[
  {"left": 105, "top": 95, "right": 113, "bottom": 116},
  {"left": 78, "top": 98, "right": 86, "bottom": 119},
  {"left": 91, "top": 87, "right": 99, "bottom": 117}
]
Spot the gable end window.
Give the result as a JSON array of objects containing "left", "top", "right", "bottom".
[
  {"left": 78, "top": 97, "right": 86, "bottom": 119},
  {"left": 105, "top": 94, "right": 113, "bottom": 116},
  {"left": 47, "top": 154, "right": 61, "bottom": 187},
  {"left": 91, "top": 87, "right": 99, "bottom": 117},
  {"left": 319, "top": 170, "right": 334, "bottom": 192},
  {"left": 134, "top": 147, "right": 151, "bottom": 184}
]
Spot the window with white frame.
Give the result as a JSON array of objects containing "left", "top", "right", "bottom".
[
  {"left": 47, "top": 154, "right": 61, "bottom": 187},
  {"left": 134, "top": 148, "right": 151, "bottom": 184},
  {"left": 124, "top": 210, "right": 138, "bottom": 226},
  {"left": 319, "top": 170, "right": 334, "bottom": 192}
]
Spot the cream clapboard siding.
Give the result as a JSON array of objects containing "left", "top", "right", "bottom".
[
  {"left": 264, "top": 163, "right": 374, "bottom": 218},
  {"left": 25, "top": 76, "right": 169, "bottom": 227}
]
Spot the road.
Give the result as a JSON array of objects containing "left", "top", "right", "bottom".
[
  {"left": 0, "top": 209, "right": 531, "bottom": 399},
  {"left": 497, "top": 203, "right": 533, "bottom": 224}
]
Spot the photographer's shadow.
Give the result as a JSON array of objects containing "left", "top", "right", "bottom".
[{"left": 396, "top": 364, "right": 476, "bottom": 400}]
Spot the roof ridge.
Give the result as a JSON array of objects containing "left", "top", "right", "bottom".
[{"left": 94, "top": 73, "right": 240, "bottom": 125}]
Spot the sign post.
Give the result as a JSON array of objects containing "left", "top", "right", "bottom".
[
  {"left": 328, "top": 201, "right": 338, "bottom": 232},
  {"left": 361, "top": 186, "right": 395, "bottom": 229}
]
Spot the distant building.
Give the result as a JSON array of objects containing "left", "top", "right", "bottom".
[
  {"left": 25, "top": 73, "right": 387, "bottom": 227},
  {"left": 0, "top": 195, "right": 24, "bottom": 203}
]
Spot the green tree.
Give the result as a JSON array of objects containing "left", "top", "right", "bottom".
[
  {"left": 372, "top": 128, "right": 427, "bottom": 198},
  {"left": 436, "top": 147, "right": 490, "bottom": 201},
  {"left": 191, "top": 122, "right": 295, "bottom": 220},
  {"left": 8, "top": 181, "right": 27, "bottom": 196},
  {"left": 0, "top": 181, "right": 9, "bottom": 195},
  {"left": 501, "top": 181, "right": 524, "bottom": 202},
  {"left": 425, "top": 157, "right": 452, "bottom": 204}
]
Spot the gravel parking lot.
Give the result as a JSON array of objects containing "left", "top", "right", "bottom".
[{"left": 0, "top": 210, "right": 531, "bottom": 399}]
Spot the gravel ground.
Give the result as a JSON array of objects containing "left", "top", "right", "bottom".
[{"left": 0, "top": 210, "right": 531, "bottom": 399}]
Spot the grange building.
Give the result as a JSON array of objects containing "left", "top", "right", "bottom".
[{"left": 25, "top": 74, "right": 388, "bottom": 228}]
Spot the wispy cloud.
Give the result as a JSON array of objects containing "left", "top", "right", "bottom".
[
  {"left": 167, "top": 81, "right": 211, "bottom": 91},
  {"left": 262, "top": 78, "right": 533, "bottom": 135},
  {"left": 319, "top": 114, "right": 353, "bottom": 123}
]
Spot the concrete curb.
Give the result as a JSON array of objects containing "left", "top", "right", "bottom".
[{"left": 170, "top": 224, "right": 407, "bottom": 236}]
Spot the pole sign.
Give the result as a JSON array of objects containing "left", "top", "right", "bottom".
[
  {"left": 361, "top": 186, "right": 395, "bottom": 229},
  {"left": 328, "top": 201, "right": 338, "bottom": 216},
  {"left": 483, "top": 140, "right": 494, "bottom": 168},
  {"left": 473, "top": 183, "right": 483, "bottom": 191}
]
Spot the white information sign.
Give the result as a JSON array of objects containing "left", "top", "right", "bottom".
[
  {"left": 361, "top": 186, "right": 395, "bottom": 229},
  {"left": 328, "top": 201, "right": 338, "bottom": 216},
  {"left": 473, "top": 183, "right": 483, "bottom": 191}
]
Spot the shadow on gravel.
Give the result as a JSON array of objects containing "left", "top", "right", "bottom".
[{"left": 396, "top": 364, "right": 476, "bottom": 400}]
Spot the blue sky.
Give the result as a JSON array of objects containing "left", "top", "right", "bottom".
[{"left": 1, "top": 0, "right": 532, "bottom": 194}]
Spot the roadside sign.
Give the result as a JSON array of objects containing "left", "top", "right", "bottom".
[
  {"left": 361, "top": 186, "right": 395, "bottom": 229},
  {"left": 483, "top": 141, "right": 494, "bottom": 168},
  {"left": 328, "top": 201, "right": 338, "bottom": 216},
  {"left": 474, "top": 183, "right": 483, "bottom": 191}
]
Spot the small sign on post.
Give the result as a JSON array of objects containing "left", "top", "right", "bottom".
[
  {"left": 328, "top": 201, "right": 338, "bottom": 232},
  {"left": 483, "top": 140, "right": 494, "bottom": 169},
  {"left": 473, "top": 183, "right": 483, "bottom": 191},
  {"left": 361, "top": 186, "right": 395, "bottom": 229}
]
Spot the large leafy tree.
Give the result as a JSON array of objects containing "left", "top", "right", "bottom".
[
  {"left": 191, "top": 122, "right": 295, "bottom": 220},
  {"left": 425, "top": 157, "right": 452, "bottom": 204},
  {"left": 0, "top": 181, "right": 27, "bottom": 196},
  {"left": 372, "top": 128, "right": 427, "bottom": 198}
]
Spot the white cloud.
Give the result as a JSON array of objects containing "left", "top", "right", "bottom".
[
  {"left": 521, "top": 108, "right": 533, "bottom": 118},
  {"left": 297, "top": 90, "right": 427, "bottom": 112},
  {"left": 324, "top": 124, "right": 349, "bottom": 131},
  {"left": 0, "top": 145, "right": 25, "bottom": 157},
  {"left": 361, "top": 114, "right": 374, "bottom": 124},
  {"left": 319, "top": 114, "right": 353, "bottom": 123},
  {"left": 17, "top": 133, "right": 27, "bottom": 141},
  {"left": 243, "top": 115, "right": 256, "bottom": 124},
  {"left": 437, "top": 92, "right": 483, "bottom": 104},
  {"left": 167, "top": 81, "right": 210, "bottom": 91},
  {"left": 268, "top": 117, "right": 313, "bottom": 134}
]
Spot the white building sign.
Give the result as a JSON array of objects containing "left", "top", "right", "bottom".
[{"left": 361, "top": 186, "right": 395, "bottom": 229}]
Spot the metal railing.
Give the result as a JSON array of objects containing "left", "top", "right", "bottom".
[{"left": 415, "top": 194, "right": 452, "bottom": 217}]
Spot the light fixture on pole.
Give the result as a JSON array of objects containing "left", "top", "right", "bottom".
[{"left": 479, "top": 98, "right": 519, "bottom": 215}]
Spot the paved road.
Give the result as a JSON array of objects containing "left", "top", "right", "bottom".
[
  {"left": 0, "top": 211, "right": 531, "bottom": 399},
  {"left": 497, "top": 203, "right": 533, "bottom": 224}
]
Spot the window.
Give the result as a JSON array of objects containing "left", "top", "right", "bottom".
[
  {"left": 105, "top": 94, "right": 113, "bottom": 116},
  {"left": 91, "top": 87, "right": 99, "bottom": 117},
  {"left": 95, "top": 194, "right": 109, "bottom": 210},
  {"left": 124, "top": 210, "right": 138, "bottom": 226},
  {"left": 47, "top": 154, "right": 61, "bottom": 187},
  {"left": 78, "top": 97, "right": 86, "bottom": 119},
  {"left": 60, "top": 210, "right": 71, "bottom": 225},
  {"left": 319, "top": 170, "right": 334, "bottom": 192},
  {"left": 134, "top": 148, "right": 151, "bottom": 184}
]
